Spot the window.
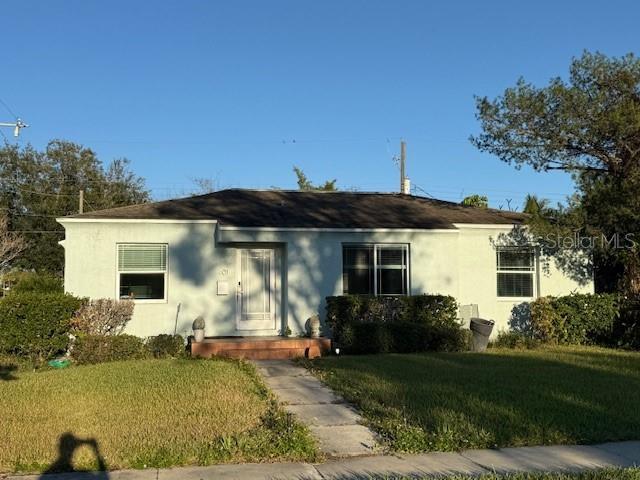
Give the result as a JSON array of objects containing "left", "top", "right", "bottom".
[
  {"left": 343, "top": 244, "right": 409, "bottom": 295},
  {"left": 497, "top": 248, "right": 535, "bottom": 298},
  {"left": 117, "top": 244, "right": 167, "bottom": 300}
]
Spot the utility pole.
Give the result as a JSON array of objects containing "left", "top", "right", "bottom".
[
  {"left": 399, "top": 140, "right": 410, "bottom": 194},
  {"left": 79, "top": 190, "right": 84, "bottom": 214}
]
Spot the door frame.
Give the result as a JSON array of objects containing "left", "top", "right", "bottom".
[{"left": 235, "top": 248, "right": 277, "bottom": 332}]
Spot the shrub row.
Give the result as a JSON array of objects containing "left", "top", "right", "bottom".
[
  {"left": 0, "top": 292, "right": 85, "bottom": 364},
  {"left": 326, "top": 295, "right": 465, "bottom": 354},
  {"left": 529, "top": 293, "right": 619, "bottom": 345},
  {"left": 0, "top": 282, "right": 184, "bottom": 364},
  {"left": 72, "top": 334, "right": 185, "bottom": 364}
]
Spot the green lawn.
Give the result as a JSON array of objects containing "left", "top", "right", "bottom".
[
  {"left": 306, "top": 346, "right": 640, "bottom": 452},
  {"left": 0, "top": 358, "right": 317, "bottom": 474}
]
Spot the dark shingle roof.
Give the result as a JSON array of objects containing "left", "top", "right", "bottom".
[{"left": 63, "top": 189, "right": 525, "bottom": 229}]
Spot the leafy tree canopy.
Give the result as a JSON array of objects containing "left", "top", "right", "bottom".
[
  {"left": 472, "top": 51, "right": 640, "bottom": 294},
  {"left": 0, "top": 140, "right": 150, "bottom": 273},
  {"left": 293, "top": 166, "right": 337, "bottom": 191},
  {"left": 461, "top": 194, "right": 488, "bottom": 208}
]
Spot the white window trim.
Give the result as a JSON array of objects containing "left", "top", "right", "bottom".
[
  {"left": 342, "top": 243, "right": 410, "bottom": 296},
  {"left": 116, "top": 243, "right": 169, "bottom": 304},
  {"left": 496, "top": 247, "right": 537, "bottom": 300}
]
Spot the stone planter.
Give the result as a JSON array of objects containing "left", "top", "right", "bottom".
[
  {"left": 308, "top": 314, "right": 321, "bottom": 338},
  {"left": 193, "top": 329, "right": 205, "bottom": 343}
]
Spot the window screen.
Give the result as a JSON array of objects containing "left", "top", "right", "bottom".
[
  {"left": 376, "top": 246, "right": 408, "bottom": 295},
  {"left": 497, "top": 248, "right": 535, "bottom": 297},
  {"left": 118, "top": 244, "right": 167, "bottom": 300},
  {"left": 342, "top": 244, "right": 408, "bottom": 296},
  {"left": 342, "top": 245, "right": 374, "bottom": 294}
]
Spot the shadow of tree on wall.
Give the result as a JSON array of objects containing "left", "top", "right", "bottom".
[
  {"left": 509, "top": 302, "right": 533, "bottom": 335},
  {"left": 284, "top": 234, "right": 341, "bottom": 335},
  {"left": 164, "top": 221, "right": 343, "bottom": 336},
  {"left": 39, "top": 433, "right": 108, "bottom": 478},
  {"left": 490, "top": 224, "right": 593, "bottom": 287}
]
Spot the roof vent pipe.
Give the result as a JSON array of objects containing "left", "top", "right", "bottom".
[
  {"left": 399, "top": 140, "right": 411, "bottom": 194},
  {"left": 402, "top": 178, "right": 411, "bottom": 195}
]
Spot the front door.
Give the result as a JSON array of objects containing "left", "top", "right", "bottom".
[{"left": 236, "top": 249, "right": 276, "bottom": 331}]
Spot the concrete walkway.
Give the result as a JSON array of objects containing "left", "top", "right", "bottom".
[
  {"left": 254, "top": 359, "right": 379, "bottom": 457},
  {"left": 7, "top": 441, "right": 640, "bottom": 479}
]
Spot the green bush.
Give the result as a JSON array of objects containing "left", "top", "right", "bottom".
[
  {"left": 530, "top": 293, "right": 619, "bottom": 345},
  {"left": 326, "top": 295, "right": 463, "bottom": 354},
  {"left": 10, "top": 272, "right": 63, "bottom": 294},
  {"left": 72, "top": 334, "right": 149, "bottom": 364},
  {"left": 613, "top": 297, "right": 640, "bottom": 349},
  {"left": 146, "top": 334, "right": 185, "bottom": 358},
  {"left": 0, "top": 292, "right": 85, "bottom": 364},
  {"left": 491, "top": 331, "right": 540, "bottom": 349}
]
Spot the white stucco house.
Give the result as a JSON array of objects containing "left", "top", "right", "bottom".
[{"left": 57, "top": 189, "right": 593, "bottom": 339}]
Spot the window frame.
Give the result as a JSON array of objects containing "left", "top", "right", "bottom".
[
  {"left": 116, "top": 243, "right": 168, "bottom": 303},
  {"left": 342, "top": 243, "right": 410, "bottom": 296},
  {"left": 496, "top": 247, "right": 537, "bottom": 300}
]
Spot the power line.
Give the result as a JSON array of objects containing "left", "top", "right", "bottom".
[
  {"left": 0, "top": 97, "right": 17, "bottom": 119},
  {"left": 411, "top": 183, "right": 435, "bottom": 198},
  {"left": 0, "top": 186, "right": 79, "bottom": 197}
]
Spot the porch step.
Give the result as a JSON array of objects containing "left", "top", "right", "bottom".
[{"left": 191, "top": 336, "right": 331, "bottom": 360}]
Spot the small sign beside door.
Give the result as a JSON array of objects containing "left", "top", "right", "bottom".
[{"left": 217, "top": 280, "right": 229, "bottom": 295}]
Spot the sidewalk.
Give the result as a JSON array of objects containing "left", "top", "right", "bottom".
[
  {"left": 6, "top": 441, "right": 640, "bottom": 480},
  {"left": 254, "top": 359, "right": 379, "bottom": 457}
]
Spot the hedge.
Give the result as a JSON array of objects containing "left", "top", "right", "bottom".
[
  {"left": 529, "top": 293, "right": 619, "bottom": 345},
  {"left": 326, "top": 295, "right": 464, "bottom": 354},
  {"left": 146, "top": 334, "right": 185, "bottom": 358},
  {"left": 72, "top": 334, "right": 149, "bottom": 364},
  {"left": 0, "top": 292, "right": 85, "bottom": 363}
]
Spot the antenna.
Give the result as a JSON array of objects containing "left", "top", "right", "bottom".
[{"left": 0, "top": 118, "right": 29, "bottom": 138}]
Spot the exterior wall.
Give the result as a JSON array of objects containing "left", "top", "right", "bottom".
[
  {"left": 455, "top": 225, "right": 593, "bottom": 334},
  {"left": 60, "top": 220, "right": 594, "bottom": 339},
  {"left": 61, "top": 221, "right": 260, "bottom": 339}
]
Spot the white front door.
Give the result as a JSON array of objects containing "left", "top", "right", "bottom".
[{"left": 236, "top": 249, "right": 276, "bottom": 331}]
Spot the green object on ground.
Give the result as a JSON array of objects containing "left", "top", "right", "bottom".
[{"left": 47, "top": 358, "right": 70, "bottom": 369}]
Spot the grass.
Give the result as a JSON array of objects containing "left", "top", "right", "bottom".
[
  {"left": 305, "top": 346, "right": 640, "bottom": 453},
  {"left": 0, "top": 357, "right": 317, "bottom": 473}
]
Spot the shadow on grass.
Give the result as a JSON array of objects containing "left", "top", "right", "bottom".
[
  {"left": 40, "top": 433, "right": 108, "bottom": 479},
  {"left": 314, "top": 348, "right": 640, "bottom": 450},
  {"left": 0, "top": 364, "right": 18, "bottom": 381}
]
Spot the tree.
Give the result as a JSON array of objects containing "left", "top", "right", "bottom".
[
  {"left": 522, "top": 194, "right": 551, "bottom": 216},
  {"left": 471, "top": 51, "right": 640, "bottom": 293},
  {"left": 293, "top": 166, "right": 337, "bottom": 191},
  {"left": 461, "top": 194, "right": 488, "bottom": 208},
  {"left": 190, "top": 177, "right": 217, "bottom": 195},
  {"left": 0, "top": 140, "right": 150, "bottom": 273},
  {"left": 0, "top": 216, "right": 27, "bottom": 272}
]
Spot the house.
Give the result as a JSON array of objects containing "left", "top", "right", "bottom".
[{"left": 57, "top": 189, "right": 593, "bottom": 340}]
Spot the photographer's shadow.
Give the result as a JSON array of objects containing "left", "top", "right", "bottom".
[{"left": 40, "top": 432, "right": 108, "bottom": 479}]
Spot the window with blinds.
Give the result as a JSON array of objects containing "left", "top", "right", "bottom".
[
  {"left": 496, "top": 248, "right": 535, "bottom": 298},
  {"left": 117, "top": 244, "right": 167, "bottom": 300},
  {"left": 342, "top": 244, "right": 409, "bottom": 296}
]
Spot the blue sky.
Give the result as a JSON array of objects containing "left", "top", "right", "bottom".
[{"left": 1, "top": 1, "right": 637, "bottom": 207}]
